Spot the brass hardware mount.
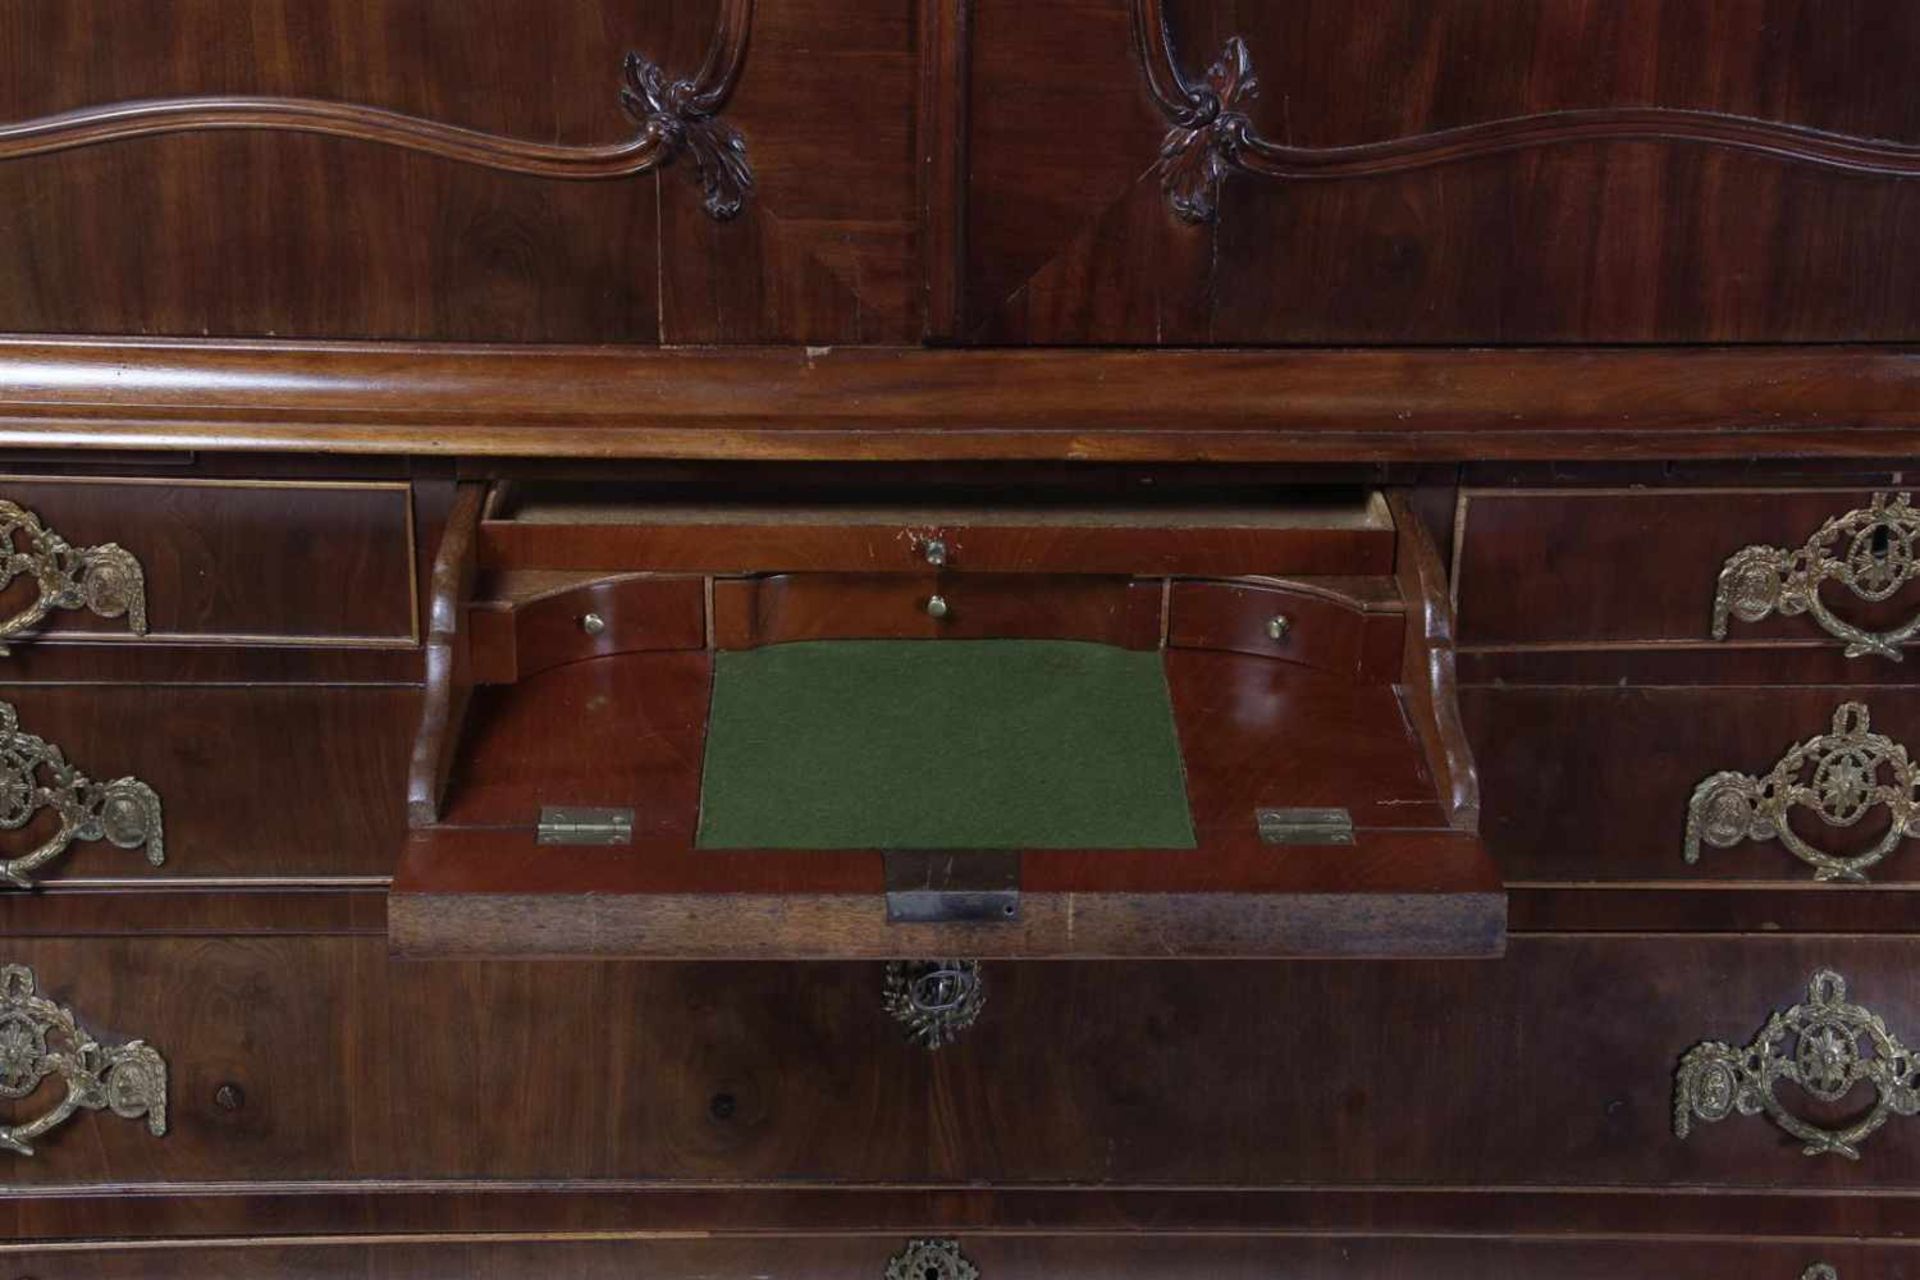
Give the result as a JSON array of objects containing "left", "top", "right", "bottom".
[
  {"left": 1676, "top": 969, "right": 1920, "bottom": 1160},
  {"left": 0, "top": 699, "right": 163, "bottom": 889},
  {"left": 1713, "top": 491, "right": 1920, "bottom": 660},
  {"left": 1685, "top": 702, "right": 1918, "bottom": 883},
  {"left": 885, "top": 1239, "right": 979, "bottom": 1280},
  {"left": 0, "top": 499, "right": 147, "bottom": 655},
  {"left": 0, "top": 963, "right": 167, "bottom": 1156},
  {"left": 883, "top": 960, "right": 986, "bottom": 1050}
]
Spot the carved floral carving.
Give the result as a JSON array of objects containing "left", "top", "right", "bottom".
[{"left": 1129, "top": 0, "right": 1920, "bottom": 223}]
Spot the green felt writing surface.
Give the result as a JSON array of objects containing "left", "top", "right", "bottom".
[{"left": 697, "top": 640, "right": 1196, "bottom": 850}]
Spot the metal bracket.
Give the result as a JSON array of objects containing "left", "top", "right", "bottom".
[
  {"left": 536, "top": 806, "right": 634, "bottom": 847},
  {"left": 884, "top": 851, "right": 1020, "bottom": 924},
  {"left": 1257, "top": 807, "right": 1354, "bottom": 846}
]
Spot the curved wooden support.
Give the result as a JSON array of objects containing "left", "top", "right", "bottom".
[
  {"left": 1388, "top": 493, "right": 1479, "bottom": 833},
  {"left": 1131, "top": 0, "right": 1920, "bottom": 222},
  {"left": 0, "top": 0, "right": 753, "bottom": 219},
  {"left": 407, "top": 484, "right": 485, "bottom": 828}
]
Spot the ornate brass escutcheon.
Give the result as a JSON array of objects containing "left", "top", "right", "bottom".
[
  {"left": 882, "top": 960, "right": 985, "bottom": 1050},
  {"left": 1685, "top": 702, "right": 1918, "bottom": 882},
  {"left": 1712, "top": 492, "right": 1920, "bottom": 660},
  {"left": 0, "top": 963, "right": 167, "bottom": 1156},
  {"left": 0, "top": 700, "right": 164, "bottom": 889},
  {"left": 1675, "top": 970, "right": 1920, "bottom": 1159},
  {"left": 1803, "top": 1267, "right": 1838, "bottom": 1280},
  {"left": 886, "top": 1239, "right": 979, "bottom": 1280},
  {"left": 0, "top": 500, "right": 146, "bottom": 655}
]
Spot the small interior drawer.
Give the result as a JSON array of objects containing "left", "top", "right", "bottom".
[
  {"left": 395, "top": 484, "right": 1499, "bottom": 961},
  {"left": 480, "top": 480, "right": 1395, "bottom": 577}
]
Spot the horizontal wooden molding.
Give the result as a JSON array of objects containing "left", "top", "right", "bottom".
[
  {"left": 1, "top": 340, "right": 1919, "bottom": 462},
  {"left": 1133, "top": 0, "right": 1920, "bottom": 222},
  {"left": 0, "top": 0, "right": 753, "bottom": 218}
]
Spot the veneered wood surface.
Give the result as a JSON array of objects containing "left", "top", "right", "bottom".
[
  {"left": 1167, "top": 579, "right": 1403, "bottom": 681},
  {"left": 1456, "top": 487, "right": 1920, "bottom": 650},
  {"left": 0, "top": 478, "right": 415, "bottom": 644},
  {"left": 483, "top": 491, "right": 1394, "bottom": 576},
  {"left": 712, "top": 573, "right": 1165, "bottom": 649},
  {"left": 469, "top": 574, "right": 706, "bottom": 683},
  {"left": 0, "top": 0, "right": 918, "bottom": 343},
  {"left": 6, "top": 935, "right": 1920, "bottom": 1189},
  {"left": 0, "top": 1235, "right": 1905, "bottom": 1280},
  {"left": 7, "top": 342, "right": 1920, "bottom": 462},
  {"left": 396, "top": 647, "right": 1495, "bottom": 957},
  {"left": 1465, "top": 685, "right": 1920, "bottom": 884},
  {"left": 0, "top": 685, "right": 414, "bottom": 884},
  {"left": 967, "top": 0, "right": 1920, "bottom": 343}
]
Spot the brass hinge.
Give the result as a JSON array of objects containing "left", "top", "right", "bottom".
[
  {"left": 1256, "top": 807, "right": 1354, "bottom": 846},
  {"left": 536, "top": 806, "right": 635, "bottom": 847}
]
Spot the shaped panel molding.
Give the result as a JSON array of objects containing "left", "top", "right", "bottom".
[
  {"left": 0, "top": 0, "right": 754, "bottom": 219},
  {"left": 1130, "top": 0, "right": 1920, "bottom": 223}
]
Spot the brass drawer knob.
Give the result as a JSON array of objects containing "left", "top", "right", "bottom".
[
  {"left": 883, "top": 960, "right": 985, "bottom": 1050},
  {"left": 1685, "top": 701, "right": 1917, "bottom": 883},
  {"left": 886, "top": 1239, "right": 978, "bottom": 1280},
  {"left": 1676, "top": 969, "right": 1919, "bottom": 1160},
  {"left": 0, "top": 963, "right": 167, "bottom": 1156},
  {"left": 0, "top": 499, "right": 147, "bottom": 655},
  {"left": 0, "top": 700, "right": 164, "bottom": 889},
  {"left": 1713, "top": 491, "right": 1919, "bottom": 660}
]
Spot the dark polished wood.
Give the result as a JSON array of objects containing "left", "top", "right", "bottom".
[
  {"left": 0, "top": 477, "right": 416, "bottom": 645},
  {"left": 969, "top": 0, "right": 1920, "bottom": 343},
  {"left": 1456, "top": 486, "right": 1920, "bottom": 651},
  {"left": 1166, "top": 578, "right": 1403, "bottom": 681},
  {"left": 0, "top": 685, "right": 415, "bottom": 884},
  {"left": 7, "top": 342, "right": 1920, "bottom": 461},
  {"left": 1466, "top": 685, "right": 1920, "bottom": 885},
  {"left": 0, "top": 1235, "right": 1903, "bottom": 1279},
  {"left": 713, "top": 573, "right": 1165, "bottom": 649},
  {"left": 11, "top": 936, "right": 1920, "bottom": 1188},
  {"left": 394, "top": 646, "right": 1499, "bottom": 959},
  {"left": 0, "top": 0, "right": 917, "bottom": 343}
]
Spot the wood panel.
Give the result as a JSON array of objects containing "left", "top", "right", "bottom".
[
  {"left": 966, "top": 0, "right": 1920, "bottom": 343},
  {"left": 711, "top": 573, "right": 1165, "bottom": 648},
  {"left": 0, "top": 1236, "right": 1904, "bottom": 1280},
  {"left": 8, "top": 936, "right": 1920, "bottom": 1189},
  {"left": 0, "top": 478, "right": 416, "bottom": 646},
  {"left": 0, "top": 0, "right": 916, "bottom": 343},
  {"left": 0, "top": 686, "right": 414, "bottom": 886},
  {"left": 1465, "top": 685, "right": 1920, "bottom": 885},
  {"left": 1167, "top": 578, "right": 1403, "bottom": 680},
  {"left": 1456, "top": 488, "right": 1920, "bottom": 651},
  {"left": 482, "top": 487, "right": 1395, "bottom": 576}
]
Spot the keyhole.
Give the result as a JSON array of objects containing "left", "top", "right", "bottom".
[
  {"left": 924, "top": 1268, "right": 942, "bottom": 1280},
  {"left": 1873, "top": 524, "right": 1892, "bottom": 560}
]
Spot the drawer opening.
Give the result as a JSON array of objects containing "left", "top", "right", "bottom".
[{"left": 393, "top": 485, "right": 1502, "bottom": 960}]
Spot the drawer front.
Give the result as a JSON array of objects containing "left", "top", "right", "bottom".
[
  {"left": 1455, "top": 488, "right": 1919, "bottom": 657},
  {"left": 712, "top": 573, "right": 1164, "bottom": 648},
  {"left": 482, "top": 490, "right": 1397, "bottom": 578},
  {"left": 2, "top": 1237, "right": 1906, "bottom": 1279},
  {"left": 964, "top": 0, "right": 1920, "bottom": 344},
  {"left": 0, "top": 0, "right": 918, "bottom": 345},
  {"left": 10, "top": 936, "right": 1920, "bottom": 1189},
  {"left": 0, "top": 686, "right": 412, "bottom": 887},
  {"left": 0, "top": 479, "right": 417, "bottom": 649},
  {"left": 1465, "top": 685, "right": 1920, "bottom": 888}
]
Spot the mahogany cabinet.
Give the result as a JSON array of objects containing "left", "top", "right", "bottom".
[{"left": 1, "top": 0, "right": 1918, "bottom": 1275}]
